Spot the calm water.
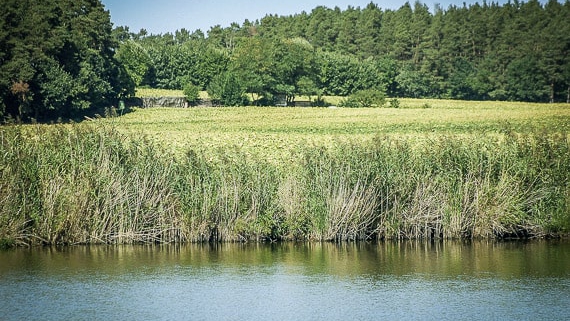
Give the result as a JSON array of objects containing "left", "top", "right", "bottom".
[{"left": 1, "top": 240, "right": 569, "bottom": 320}]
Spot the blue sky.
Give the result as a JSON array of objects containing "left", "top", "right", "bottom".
[{"left": 100, "top": 0, "right": 518, "bottom": 35}]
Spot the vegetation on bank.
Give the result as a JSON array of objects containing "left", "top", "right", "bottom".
[{"left": 1, "top": 103, "right": 568, "bottom": 246}]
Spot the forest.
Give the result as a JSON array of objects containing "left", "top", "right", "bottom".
[
  {"left": 115, "top": 0, "right": 570, "bottom": 106},
  {"left": 1, "top": 0, "right": 569, "bottom": 120}
]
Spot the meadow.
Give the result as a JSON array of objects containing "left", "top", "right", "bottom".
[
  {"left": 105, "top": 99, "right": 569, "bottom": 162},
  {"left": 1, "top": 100, "right": 569, "bottom": 246}
]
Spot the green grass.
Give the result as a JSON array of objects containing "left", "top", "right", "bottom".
[
  {"left": 1, "top": 100, "right": 569, "bottom": 245},
  {"left": 103, "top": 101, "right": 570, "bottom": 162}
]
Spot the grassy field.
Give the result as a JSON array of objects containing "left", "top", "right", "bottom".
[
  {"left": 1, "top": 100, "right": 569, "bottom": 246},
  {"left": 101, "top": 99, "right": 570, "bottom": 162}
]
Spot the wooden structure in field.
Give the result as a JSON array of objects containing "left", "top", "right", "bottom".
[
  {"left": 126, "top": 97, "right": 212, "bottom": 108},
  {"left": 274, "top": 94, "right": 288, "bottom": 107}
]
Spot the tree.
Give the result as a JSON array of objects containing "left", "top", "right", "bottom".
[
  {"left": 410, "top": 1, "right": 431, "bottom": 66},
  {"left": 115, "top": 40, "right": 152, "bottom": 87},
  {"left": 229, "top": 37, "right": 276, "bottom": 104},
  {"left": 183, "top": 82, "right": 200, "bottom": 104},
  {"left": 96, "top": 1, "right": 570, "bottom": 104},
  {"left": 296, "top": 76, "right": 319, "bottom": 101},
  {"left": 505, "top": 55, "right": 549, "bottom": 102},
  {"left": 356, "top": 3, "right": 383, "bottom": 59},
  {"left": 539, "top": 0, "right": 569, "bottom": 102},
  {"left": 375, "top": 57, "right": 399, "bottom": 97},
  {"left": 9, "top": 81, "right": 30, "bottom": 119},
  {"left": 306, "top": 6, "right": 340, "bottom": 51},
  {"left": 419, "top": 4, "right": 446, "bottom": 97},
  {"left": 395, "top": 64, "right": 433, "bottom": 98},
  {"left": 446, "top": 57, "right": 479, "bottom": 100},
  {"left": 317, "top": 51, "right": 360, "bottom": 96},
  {"left": 272, "top": 38, "right": 317, "bottom": 103},
  {"left": 0, "top": 0, "right": 129, "bottom": 120},
  {"left": 336, "top": 6, "right": 360, "bottom": 55},
  {"left": 392, "top": 2, "right": 414, "bottom": 61}
]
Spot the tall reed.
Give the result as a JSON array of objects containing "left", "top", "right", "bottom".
[
  {"left": 0, "top": 123, "right": 568, "bottom": 246},
  {"left": 0, "top": 124, "right": 185, "bottom": 245}
]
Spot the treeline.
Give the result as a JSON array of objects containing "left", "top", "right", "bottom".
[
  {"left": 116, "top": 0, "right": 570, "bottom": 104},
  {"left": 1, "top": 1, "right": 569, "bottom": 120}
]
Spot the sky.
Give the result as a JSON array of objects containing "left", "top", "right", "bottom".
[{"left": 101, "top": 0, "right": 516, "bottom": 35}]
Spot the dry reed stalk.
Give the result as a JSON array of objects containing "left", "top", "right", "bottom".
[
  {"left": 399, "top": 180, "right": 445, "bottom": 239},
  {"left": 325, "top": 179, "right": 378, "bottom": 241}
]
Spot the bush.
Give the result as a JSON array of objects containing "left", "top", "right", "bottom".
[
  {"left": 340, "top": 89, "right": 386, "bottom": 108},
  {"left": 207, "top": 72, "right": 250, "bottom": 106},
  {"left": 183, "top": 83, "right": 200, "bottom": 104},
  {"left": 389, "top": 98, "right": 400, "bottom": 108},
  {"left": 312, "top": 96, "right": 329, "bottom": 107}
]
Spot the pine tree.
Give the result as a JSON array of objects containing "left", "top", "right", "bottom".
[{"left": 356, "top": 2, "right": 383, "bottom": 59}]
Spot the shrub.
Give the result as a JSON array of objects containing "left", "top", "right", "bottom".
[
  {"left": 389, "top": 98, "right": 400, "bottom": 108},
  {"left": 183, "top": 83, "right": 200, "bottom": 104},
  {"left": 340, "top": 89, "right": 386, "bottom": 108},
  {"left": 207, "top": 72, "right": 250, "bottom": 106}
]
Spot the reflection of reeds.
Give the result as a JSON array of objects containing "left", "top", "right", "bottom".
[{"left": 0, "top": 124, "right": 568, "bottom": 246}]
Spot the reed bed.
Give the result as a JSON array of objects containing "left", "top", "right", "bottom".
[{"left": 1, "top": 122, "right": 568, "bottom": 246}]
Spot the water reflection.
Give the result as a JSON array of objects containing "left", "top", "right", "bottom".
[
  {"left": 1, "top": 240, "right": 569, "bottom": 320},
  {"left": 1, "top": 240, "right": 569, "bottom": 279}
]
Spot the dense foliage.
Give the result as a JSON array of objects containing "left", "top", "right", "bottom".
[
  {"left": 116, "top": 0, "right": 569, "bottom": 104},
  {"left": 1, "top": 1, "right": 568, "bottom": 118},
  {"left": 0, "top": 0, "right": 132, "bottom": 121}
]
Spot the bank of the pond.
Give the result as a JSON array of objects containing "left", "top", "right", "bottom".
[{"left": 0, "top": 123, "right": 569, "bottom": 246}]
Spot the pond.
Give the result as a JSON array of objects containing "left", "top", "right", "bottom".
[{"left": 1, "top": 240, "right": 569, "bottom": 320}]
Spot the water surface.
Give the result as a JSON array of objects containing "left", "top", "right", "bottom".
[{"left": 1, "top": 240, "right": 569, "bottom": 320}]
